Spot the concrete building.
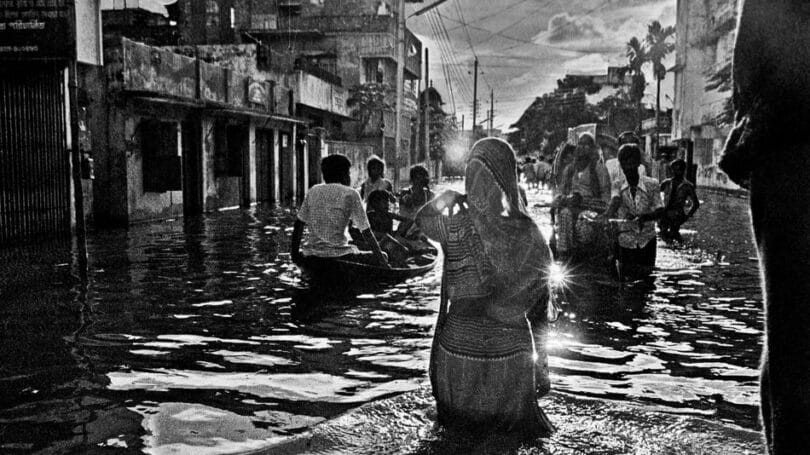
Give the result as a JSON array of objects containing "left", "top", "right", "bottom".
[
  {"left": 0, "top": 1, "right": 103, "bottom": 245},
  {"left": 92, "top": 37, "right": 305, "bottom": 225},
  {"left": 671, "top": 0, "right": 739, "bottom": 190},
  {"left": 223, "top": 0, "right": 424, "bottom": 184},
  {"left": 96, "top": 1, "right": 376, "bottom": 225}
]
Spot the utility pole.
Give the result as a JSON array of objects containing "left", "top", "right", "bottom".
[
  {"left": 394, "top": 0, "right": 406, "bottom": 188},
  {"left": 423, "top": 48, "right": 430, "bottom": 167},
  {"left": 489, "top": 89, "right": 494, "bottom": 136},
  {"left": 472, "top": 57, "right": 478, "bottom": 139},
  {"left": 381, "top": 110, "right": 386, "bottom": 159},
  {"left": 415, "top": 78, "right": 421, "bottom": 165}
]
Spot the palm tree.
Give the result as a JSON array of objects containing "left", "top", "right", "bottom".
[
  {"left": 645, "top": 21, "right": 676, "bottom": 148},
  {"left": 624, "top": 36, "right": 647, "bottom": 132}
]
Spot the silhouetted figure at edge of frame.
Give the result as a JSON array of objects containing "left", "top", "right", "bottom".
[{"left": 720, "top": 1, "right": 810, "bottom": 453}]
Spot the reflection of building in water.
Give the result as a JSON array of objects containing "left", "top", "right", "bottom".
[{"left": 671, "top": 0, "right": 741, "bottom": 191}]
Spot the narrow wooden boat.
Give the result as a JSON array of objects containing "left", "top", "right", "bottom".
[{"left": 294, "top": 253, "right": 438, "bottom": 284}]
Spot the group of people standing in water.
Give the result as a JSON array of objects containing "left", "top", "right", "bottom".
[{"left": 552, "top": 131, "right": 700, "bottom": 267}]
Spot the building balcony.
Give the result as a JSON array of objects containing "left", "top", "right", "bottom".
[
  {"left": 295, "top": 70, "right": 352, "bottom": 119},
  {"left": 106, "top": 38, "right": 278, "bottom": 114},
  {"left": 244, "top": 15, "right": 422, "bottom": 80},
  {"left": 293, "top": 59, "right": 342, "bottom": 86},
  {"left": 280, "top": 14, "right": 398, "bottom": 34}
]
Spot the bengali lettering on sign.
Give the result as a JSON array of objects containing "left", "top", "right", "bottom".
[{"left": 0, "top": 0, "right": 73, "bottom": 60}]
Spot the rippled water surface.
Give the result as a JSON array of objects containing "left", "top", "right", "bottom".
[{"left": 0, "top": 184, "right": 762, "bottom": 453}]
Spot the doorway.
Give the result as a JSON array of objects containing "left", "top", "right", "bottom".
[
  {"left": 256, "top": 129, "right": 275, "bottom": 204},
  {"left": 182, "top": 119, "right": 203, "bottom": 216}
]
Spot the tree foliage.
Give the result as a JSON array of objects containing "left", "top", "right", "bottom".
[
  {"left": 507, "top": 98, "right": 600, "bottom": 157},
  {"left": 645, "top": 21, "right": 676, "bottom": 82},
  {"left": 347, "top": 82, "right": 392, "bottom": 132},
  {"left": 624, "top": 36, "right": 648, "bottom": 103}
]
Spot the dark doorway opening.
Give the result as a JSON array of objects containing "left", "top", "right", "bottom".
[
  {"left": 256, "top": 129, "right": 275, "bottom": 205},
  {"left": 182, "top": 119, "right": 203, "bottom": 216}
]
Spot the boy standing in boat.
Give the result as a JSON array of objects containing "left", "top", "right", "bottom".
[
  {"left": 606, "top": 144, "right": 664, "bottom": 267},
  {"left": 291, "top": 154, "right": 389, "bottom": 267},
  {"left": 359, "top": 155, "right": 395, "bottom": 204}
]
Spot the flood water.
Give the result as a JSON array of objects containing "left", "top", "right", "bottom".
[{"left": 0, "top": 184, "right": 762, "bottom": 454}]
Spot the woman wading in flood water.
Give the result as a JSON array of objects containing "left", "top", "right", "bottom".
[{"left": 416, "top": 137, "right": 555, "bottom": 437}]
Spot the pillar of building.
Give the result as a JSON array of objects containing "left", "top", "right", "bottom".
[
  {"left": 272, "top": 128, "right": 281, "bottom": 207},
  {"left": 246, "top": 120, "right": 258, "bottom": 206},
  {"left": 291, "top": 124, "right": 298, "bottom": 203}
]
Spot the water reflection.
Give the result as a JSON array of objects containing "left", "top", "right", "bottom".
[{"left": 0, "top": 189, "right": 762, "bottom": 453}]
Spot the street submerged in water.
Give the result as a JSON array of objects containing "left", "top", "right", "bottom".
[{"left": 0, "top": 182, "right": 764, "bottom": 454}]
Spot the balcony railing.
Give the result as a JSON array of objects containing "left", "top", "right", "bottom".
[
  {"left": 247, "top": 15, "right": 422, "bottom": 79},
  {"left": 107, "top": 38, "right": 275, "bottom": 113},
  {"left": 296, "top": 71, "right": 351, "bottom": 118},
  {"left": 294, "top": 60, "right": 342, "bottom": 86},
  {"left": 275, "top": 15, "right": 398, "bottom": 34}
]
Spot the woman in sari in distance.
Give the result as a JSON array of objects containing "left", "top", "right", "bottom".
[
  {"left": 554, "top": 132, "right": 611, "bottom": 257},
  {"left": 416, "top": 137, "right": 554, "bottom": 437}
]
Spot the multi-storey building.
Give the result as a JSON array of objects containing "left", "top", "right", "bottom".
[
  {"left": 94, "top": 3, "right": 306, "bottom": 225},
  {"left": 182, "top": 0, "right": 424, "bottom": 184},
  {"left": 671, "top": 0, "right": 740, "bottom": 190}
]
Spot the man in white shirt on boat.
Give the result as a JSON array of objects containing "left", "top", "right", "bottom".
[{"left": 290, "top": 154, "right": 389, "bottom": 267}]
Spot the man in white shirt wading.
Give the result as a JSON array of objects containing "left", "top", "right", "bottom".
[{"left": 606, "top": 144, "right": 664, "bottom": 268}]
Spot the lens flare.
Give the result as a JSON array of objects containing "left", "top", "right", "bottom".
[{"left": 548, "top": 262, "right": 570, "bottom": 289}]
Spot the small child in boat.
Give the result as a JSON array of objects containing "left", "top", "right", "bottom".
[
  {"left": 397, "top": 165, "right": 434, "bottom": 234},
  {"left": 365, "top": 190, "right": 411, "bottom": 266}
]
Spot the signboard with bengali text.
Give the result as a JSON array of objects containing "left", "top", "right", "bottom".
[{"left": 0, "top": 0, "right": 74, "bottom": 60}]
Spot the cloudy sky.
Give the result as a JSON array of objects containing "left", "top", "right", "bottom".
[{"left": 405, "top": 0, "right": 677, "bottom": 131}]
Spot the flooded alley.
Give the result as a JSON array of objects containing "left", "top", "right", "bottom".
[{"left": 0, "top": 186, "right": 762, "bottom": 454}]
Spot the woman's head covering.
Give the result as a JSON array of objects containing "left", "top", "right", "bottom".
[
  {"left": 463, "top": 138, "right": 552, "bottom": 321},
  {"left": 466, "top": 138, "right": 528, "bottom": 218}
]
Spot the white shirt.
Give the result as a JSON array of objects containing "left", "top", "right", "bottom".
[
  {"left": 359, "top": 178, "right": 393, "bottom": 203},
  {"left": 605, "top": 158, "right": 647, "bottom": 198},
  {"left": 615, "top": 175, "right": 663, "bottom": 249},
  {"left": 297, "top": 183, "right": 370, "bottom": 257}
]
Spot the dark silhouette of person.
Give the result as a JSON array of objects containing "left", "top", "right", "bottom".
[
  {"left": 721, "top": 1, "right": 810, "bottom": 453},
  {"left": 659, "top": 159, "right": 700, "bottom": 240}
]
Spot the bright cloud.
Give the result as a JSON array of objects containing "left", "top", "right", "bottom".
[{"left": 408, "top": 0, "right": 677, "bottom": 128}]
